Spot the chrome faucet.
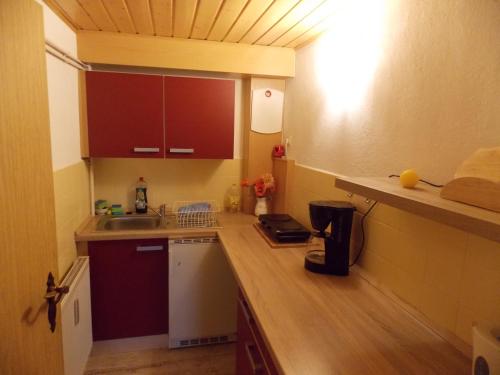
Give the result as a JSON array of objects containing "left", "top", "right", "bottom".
[{"left": 149, "top": 203, "right": 166, "bottom": 218}]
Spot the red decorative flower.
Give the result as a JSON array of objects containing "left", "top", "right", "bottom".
[
  {"left": 254, "top": 179, "right": 266, "bottom": 197},
  {"left": 241, "top": 173, "right": 275, "bottom": 198}
]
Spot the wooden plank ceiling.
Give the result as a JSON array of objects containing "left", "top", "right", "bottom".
[{"left": 45, "top": 0, "right": 341, "bottom": 49}]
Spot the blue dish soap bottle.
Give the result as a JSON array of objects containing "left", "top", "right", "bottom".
[{"left": 135, "top": 177, "right": 148, "bottom": 214}]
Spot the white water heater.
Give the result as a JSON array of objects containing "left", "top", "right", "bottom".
[{"left": 473, "top": 324, "right": 500, "bottom": 375}]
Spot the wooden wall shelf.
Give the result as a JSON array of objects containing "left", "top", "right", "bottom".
[{"left": 335, "top": 176, "right": 500, "bottom": 243}]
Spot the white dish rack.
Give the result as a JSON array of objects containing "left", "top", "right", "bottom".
[{"left": 172, "top": 200, "right": 219, "bottom": 228}]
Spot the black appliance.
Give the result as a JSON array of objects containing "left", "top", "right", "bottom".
[
  {"left": 258, "top": 214, "right": 311, "bottom": 243},
  {"left": 305, "top": 201, "right": 355, "bottom": 276}
]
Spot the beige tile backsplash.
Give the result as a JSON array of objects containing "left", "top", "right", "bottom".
[
  {"left": 289, "top": 164, "right": 500, "bottom": 345},
  {"left": 53, "top": 160, "right": 91, "bottom": 276},
  {"left": 92, "top": 158, "right": 242, "bottom": 213}
]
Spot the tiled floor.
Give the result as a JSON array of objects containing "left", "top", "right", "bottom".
[{"left": 85, "top": 336, "right": 236, "bottom": 375}]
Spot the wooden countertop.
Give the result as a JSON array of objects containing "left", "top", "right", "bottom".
[
  {"left": 75, "top": 212, "right": 470, "bottom": 374},
  {"left": 218, "top": 221, "right": 470, "bottom": 375}
]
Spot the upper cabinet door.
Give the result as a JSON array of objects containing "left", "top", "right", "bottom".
[
  {"left": 86, "top": 71, "right": 164, "bottom": 158},
  {"left": 164, "top": 76, "right": 235, "bottom": 159}
]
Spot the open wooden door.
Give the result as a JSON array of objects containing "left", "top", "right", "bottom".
[{"left": 0, "top": 1, "right": 64, "bottom": 374}]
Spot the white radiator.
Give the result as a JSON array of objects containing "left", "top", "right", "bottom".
[{"left": 60, "top": 256, "right": 93, "bottom": 375}]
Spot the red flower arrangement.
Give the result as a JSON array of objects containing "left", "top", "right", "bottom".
[{"left": 241, "top": 173, "right": 275, "bottom": 198}]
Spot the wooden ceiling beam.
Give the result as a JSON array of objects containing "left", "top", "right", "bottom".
[{"left": 77, "top": 31, "right": 295, "bottom": 77}]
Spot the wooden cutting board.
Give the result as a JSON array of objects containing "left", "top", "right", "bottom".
[{"left": 441, "top": 147, "right": 500, "bottom": 212}]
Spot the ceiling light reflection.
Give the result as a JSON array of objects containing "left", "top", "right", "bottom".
[{"left": 314, "top": 0, "right": 388, "bottom": 116}]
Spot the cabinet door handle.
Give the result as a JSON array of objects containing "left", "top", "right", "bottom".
[
  {"left": 136, "top": 245, "right": 164, "bottom": 252},
  {"left": 239, "top": 298, "right": 254, "bottom": 325},
  {"left": 245, "top": 342, "right": 264, "bottom": 374},
  {"left": 169, "top": 148, "right": 194, "bottom": 154},
  {"left": 133, "top": 147, "right": 160, "bottom": 153}
]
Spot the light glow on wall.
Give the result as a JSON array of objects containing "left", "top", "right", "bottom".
[{"left": 314, "top": 0, "right": 388, "bottom": 115}]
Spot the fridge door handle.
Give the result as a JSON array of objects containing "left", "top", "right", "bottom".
[{"left": 136, "top": 245, "right": 164, "bottom": 252}]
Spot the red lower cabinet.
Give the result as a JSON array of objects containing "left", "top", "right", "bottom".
[
  {"left": 88, "top": 239, "right": 168, "bottom": 340},
  {"left": 236, "top": 292, "right": 278, "bottom": 375}
]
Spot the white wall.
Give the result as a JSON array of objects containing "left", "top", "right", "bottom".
[
  {"left": 42, "top": 4, "right": 82, "bottom": 171},
  {"left": 40, "top": 3, "right": 91, "bottom": 277},
  {"left": 284, "top": 0, "right": 500, "bottom": 183},
  {"left": 283, "top": 1, "right": 500, "bottom": 346}
]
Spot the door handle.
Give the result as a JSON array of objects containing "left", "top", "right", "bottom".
[
  {"left": 239, "top": 298, "right": 254, "bottom": 325},
  {"left": 169, "top": 148, "right": 194, "bottom": 154},
  {"left": 44, "top": 272, "right": 69, "bottom": 333},
  {"left": 133, "top": 147, "right": 160, "bottom": 153},
  {"left": 244, "top": 342, "right": 264, "bottom": 374},
  {"left": 136, "top": 245, "right": 164, "bottom": 252}
]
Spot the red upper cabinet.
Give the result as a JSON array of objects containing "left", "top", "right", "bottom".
[
  {"left": 86, "top": 71, "right": 164, "bottom": 158},
  {"left": 164, "top": 76, "right": 235, "bottom": 159}
]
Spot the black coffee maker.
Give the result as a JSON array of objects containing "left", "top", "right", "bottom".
[{"left": 304, "top": 201, "right": 356, "bottom": 276}]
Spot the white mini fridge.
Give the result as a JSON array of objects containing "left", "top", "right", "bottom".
[{"left": 168, "top": 237, "right": 237, "bottom": 348}]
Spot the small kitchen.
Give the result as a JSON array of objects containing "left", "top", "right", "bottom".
[{"left": 1, "top": 1, "right": 499, "bottom": 375}]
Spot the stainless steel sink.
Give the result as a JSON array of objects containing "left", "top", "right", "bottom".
[{"left": 96, "top": 215, "right": 167, "bottom": 231}]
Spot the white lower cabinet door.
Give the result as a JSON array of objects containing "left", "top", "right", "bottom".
[{"left": 168, "top": 238, "right": 237, "bottom": 348}]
